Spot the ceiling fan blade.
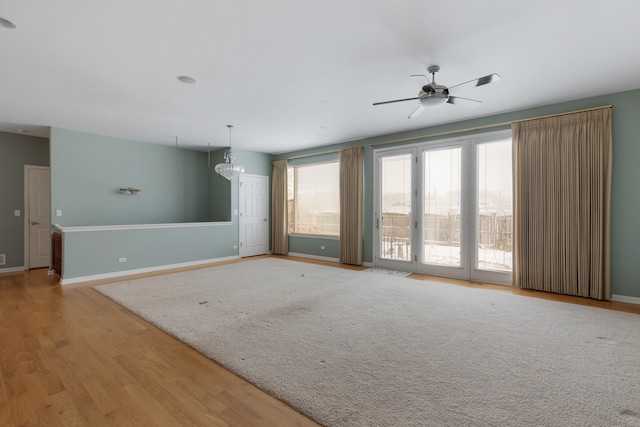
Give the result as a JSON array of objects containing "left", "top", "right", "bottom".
[
  {"left": 408, "top": 104, "right": 425, "bottom": 118},
  {"left": 410, "top": 74, "right": 429, "bottom": 87},
  {"left": 447, "top": 96, "right": 481, "bottom": 107},
  {"left": 448, "top": 73, "right": 502, "bottom": 93},
  {"left": 373, "top": 97, "right": 419, "bottom": 106}
]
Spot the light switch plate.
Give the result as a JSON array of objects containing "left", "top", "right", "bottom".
[{"left": 14, "top": 210, "right": 20, "bottom": 216}]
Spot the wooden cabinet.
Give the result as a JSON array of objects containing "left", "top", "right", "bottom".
[{"left": 52, "top": 232, "right": 62, "bottom": 277}]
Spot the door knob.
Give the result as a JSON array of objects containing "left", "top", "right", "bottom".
[{"left": 31, "top": 221, "right": 40, "bottom": 225}]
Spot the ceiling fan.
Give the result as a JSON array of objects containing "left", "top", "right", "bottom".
[{"left": 373, "top": 65, "right": 501, "bottom": 118}]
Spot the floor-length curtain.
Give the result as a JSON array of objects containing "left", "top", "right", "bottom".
[
  {"left": 339, "top": 147, "right": 363, "bottom": 265},
  {"left": 271, "top": 159, "right": 289, "bottom": 255},
  {"left": 512, "top": 107, "right": 612, "bottom": 300}
]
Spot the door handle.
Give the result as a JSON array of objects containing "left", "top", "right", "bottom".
[{"left": 31, "top": 221, "right": 40, "bottom": 225}]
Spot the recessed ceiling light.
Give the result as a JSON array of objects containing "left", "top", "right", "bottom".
[
  {"left": 318, "top": 125, "right": 330, "bottom": 131},
  {"left": 0, "top": 17, "right": 17, "bottom": 29},
  {"left": 177, "top": 75, "right": 196, "bottom": 84}
]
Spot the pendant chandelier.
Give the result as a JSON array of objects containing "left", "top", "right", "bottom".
[{"left": 215, "top": 124, "right": 245, "bottom": 180}]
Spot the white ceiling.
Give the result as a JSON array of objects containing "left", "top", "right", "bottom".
[{"left": 1, "top": 1, "right": 640, "bottom": 153}]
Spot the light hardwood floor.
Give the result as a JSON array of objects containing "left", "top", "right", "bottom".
[
  {"left": 0, "top": 256, "right": 322, "bottom": 427},
  {"left": 1, "top": 255, "right": 638, "bottom": 426}
]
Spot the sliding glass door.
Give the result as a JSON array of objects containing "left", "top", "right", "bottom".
[{"left": 373, "top": 130, "right": 512, "bottom": 284}]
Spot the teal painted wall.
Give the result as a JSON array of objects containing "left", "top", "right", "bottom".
[
  {"left": 209, "top": 148, "right": 233, "bottom": 222},
  {"left": 0, "top": 131, "right": 49, "bottom": 269},
  {"left": 61, "top": 224, "right": 239, "bottom": 279},
  {"left": 50, "top": 128, "right": 272, "bottom": 280},
  {"left": 289, "top": 235, "right": 339, "bottom": 259},
  {"left": 275, "top": 88, "right": 640, "bottom": 298},
  {"left": 50, "top": 128, "right": 210, "bottom": 226}
]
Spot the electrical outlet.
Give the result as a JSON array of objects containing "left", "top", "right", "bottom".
[
  {"left": 55, "top": 209, "right": 62, "bottom": 217},
  {"left": 233, "top": 245, "right": 238, "bottom": 249},
  {"left": 118, "top": 257, "right": 127, "bottom": 263},
  {"left": 0, "top": 254, "right": 5, "bottom": 265},
  {"left": 320, "top": 245, "right": 326, "bottom": 250},
  {"left": 14, "top": 210, "right": 20, "bottom": 217}
]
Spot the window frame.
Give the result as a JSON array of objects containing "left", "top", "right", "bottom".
[{"left": 287, "top": 160, "right": 340, "bottom": 238}]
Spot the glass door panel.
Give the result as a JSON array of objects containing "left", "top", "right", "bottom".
[
  {"left": 379, "top": 153, "right": 412, "bottom": 262},
  {"left": 418, "top": 142, "right": 468, "bottom": 280},
  {"left": 423, "top": 147, "right": 462, "bottom": 267},
  {"left": 472, "top": 137, "right": 513, "bottom": 284}
]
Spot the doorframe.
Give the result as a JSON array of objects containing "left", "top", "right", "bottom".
[
  {"left": 468, "top": 131, "right": 514, "bottom": 285},
  {"left": 372, "top": 129, "right": 513, "bottom": 284},
  {"left": 415, "top": 139, "right": 470, "bottom": 279},
  {"left": 24, "top": 165, "right": 51, "bottom": 270},
  {"left": 372, "top": 146, "right": 417, "bottom": 272}
]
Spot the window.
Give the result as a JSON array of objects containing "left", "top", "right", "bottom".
[{"left": 288, "top": 161, "right": 340, "bottom": 236}]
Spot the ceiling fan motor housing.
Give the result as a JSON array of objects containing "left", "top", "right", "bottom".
[{"left": 419, "top": 84, "right": 449, "bottom": 107}]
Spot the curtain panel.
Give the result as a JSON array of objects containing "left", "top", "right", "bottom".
[
  {"left": 271, "top": 159, "right": 289, "bottom": 255},
  {"left": 339, "top": 147, "right": 363, "bottom": 265},
  {"left": 512, "top": 107, "right": 612, "bottom": 300}
]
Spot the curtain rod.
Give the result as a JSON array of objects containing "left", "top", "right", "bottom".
[
  {"left": 369, "top": 104, "right": 612, "bottom": 148},
  {"left": 285, "top": 146, "right": 362, "bottom": 161}
]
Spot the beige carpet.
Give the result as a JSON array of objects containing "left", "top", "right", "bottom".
[{"left": 95, "top": 258, "right": 640, "bottom": 427}]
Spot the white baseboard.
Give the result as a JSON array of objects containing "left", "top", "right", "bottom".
[
  {"left": 287, "top": 252, "right": 340, "bottom": 263},
  {"left": 0, "top": 266, "right": 26, "bottom": 274},
  {"left": 611, "top": 294, "right": 640, "bottom": 305},
  {"left": 60, "top": 256, "right": 240, "bottom": 285},
  {"left": 287, "top": 252, "right": 372, "bottom": 267}
]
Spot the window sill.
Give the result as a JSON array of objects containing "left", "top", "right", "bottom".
[{"left": 288, "top": 233, "right": 339, "bottom": 240}]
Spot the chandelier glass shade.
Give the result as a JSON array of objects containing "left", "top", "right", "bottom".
[
  {"left": 215, "top": 125, "right": 245, "bottom": 181},
  {"left": 215, "top": 149, "right": 245, "bottom": 180}
]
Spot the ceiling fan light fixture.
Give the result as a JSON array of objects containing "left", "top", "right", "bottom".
[{"left": 420, "top": 95, "right": 449, "bottom": 108}]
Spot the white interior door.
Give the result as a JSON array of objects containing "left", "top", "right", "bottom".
[
  {"left": 26, "top": 166, "right": 51, "bottom": 269},
  {"left": 239, "top": 174, "right": 269, "bottom": 257}
]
